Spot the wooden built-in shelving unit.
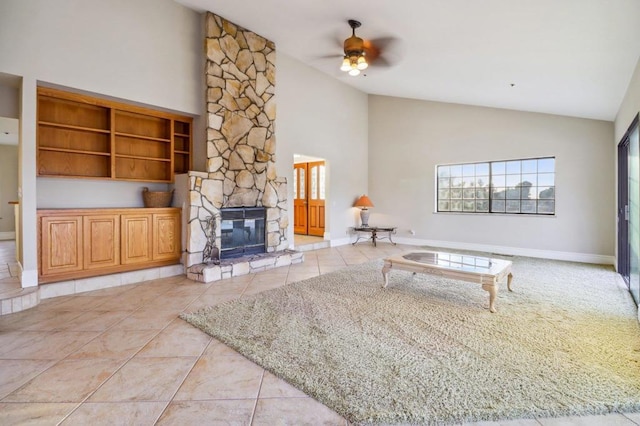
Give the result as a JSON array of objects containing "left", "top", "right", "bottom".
[{"left": 37, "top": 87, "right": 192, "bottom": 182}]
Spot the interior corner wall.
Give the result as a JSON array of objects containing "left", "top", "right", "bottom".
[
  {"left": 368, "top": 95, "right": 615, "bottom": 258},
  {"left": 276, "top": 52, "right": 369, "bottom": 244}
]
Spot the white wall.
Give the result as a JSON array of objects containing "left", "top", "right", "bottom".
[
  {"left": 0, "top": 84, "right": 19, "bottom": 118},
  {"left": 0, "top": 0, "right": 204, "bottom": 284},
  {"left": 0, "top": 81, "right": 19, "bottom": 237},
  {"left": 0, "top": 145, "right": 18, "bottom": 234},
  {"left": 0, "top": 0, "right": 204, "bottom": 208},
  {"left": 0, "top": 0, "right": 202, "bottom": 115},
  {"left": 276, "top": 53, "right": 369, "bottom": 244},
  {"left": 368, "top": 95, "right": 615, "bottom": 261},
  {"left": 615, "top": 58, "right": 640, "bottom": 142}
]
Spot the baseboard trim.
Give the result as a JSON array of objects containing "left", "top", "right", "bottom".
[
  {"left": 0, "top": 231, "right": 16, "bottom": 241},
  {"left": 330, "top": 237, "right": 352, "bottom": 247},
  {"left": 393, "top": 237, "right": 615, "bottom": 265}
]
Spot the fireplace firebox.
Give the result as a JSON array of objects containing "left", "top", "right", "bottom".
[{"left": 220, "top": 207, "right": 266, "bottom": 259}]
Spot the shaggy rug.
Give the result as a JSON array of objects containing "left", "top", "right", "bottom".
[{"left": 181, "top": 255, "right": 640, "bottom": 425}]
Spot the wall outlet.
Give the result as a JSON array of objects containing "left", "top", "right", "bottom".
[{"left": 409, "top": 229, "right": 416, "bottom": 235}]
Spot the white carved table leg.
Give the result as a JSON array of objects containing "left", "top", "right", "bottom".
[
  {"left": 382, "top": 261, "right": 391, "bottom": 288},
  {"left": 482, "top": 283, "right": 498, "bottom": 313},
  {"left": 507, "top": 272, "right": 514, "bottom": 292}
]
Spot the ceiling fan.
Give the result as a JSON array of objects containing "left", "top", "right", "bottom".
[{"left": 338, "top": 19, "right": 398, "bottom": 76}]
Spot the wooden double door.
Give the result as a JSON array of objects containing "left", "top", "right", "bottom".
[{"left": 294, "top": 161, "right": 325, "bottom": 237}]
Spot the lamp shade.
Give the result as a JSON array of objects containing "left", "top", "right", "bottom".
[{"left": 354, "top": 195, "right": 374, "bottom": 208}]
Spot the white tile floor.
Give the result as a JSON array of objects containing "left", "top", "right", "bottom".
[{"left": 0, "top": 240, "right": 638, "bottom": 425}]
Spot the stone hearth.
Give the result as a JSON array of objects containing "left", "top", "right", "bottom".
[
  {"left": 187, "top": 250, "right": 303, "bottom": 283},
  {"left": 183, "top": 12, "right": 298, "bottom": 283}
]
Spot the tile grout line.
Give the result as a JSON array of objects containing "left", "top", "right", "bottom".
[
  {"left": 151, "top": 329, "right": 214, "bottom": 425},
  {"left": 249, "top": 369, "right": 266, "bottom": 426},
  {"left": 16, "top": 285, "right": 183, "bottom": 420},
  {"left": 45, "top": 320, "right": 168, "bottom": 420}
]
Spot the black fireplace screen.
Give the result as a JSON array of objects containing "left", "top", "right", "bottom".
[{"left": 220, "top": 207, "right": 266, "bottom": 259}]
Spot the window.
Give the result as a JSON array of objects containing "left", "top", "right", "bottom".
[{"left": 437, "top": 157, "right": 555, "bottom": 215}]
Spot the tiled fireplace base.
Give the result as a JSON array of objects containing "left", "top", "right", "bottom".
[{"left": 187, "top": 250, "right": 303, "bottom": 283}]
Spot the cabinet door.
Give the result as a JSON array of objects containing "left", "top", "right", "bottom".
[
  {"left": 41, "top": 216, "right": 83, "bottom": 276},
  {"left": 153, "top": 212, "right": 181, "bottom": 261},
  {"left": 121, "top": 213, "right": 153, "bottom": 265},
  {"left": 83, "top": 215, "right": 120, "bottom": 270}
]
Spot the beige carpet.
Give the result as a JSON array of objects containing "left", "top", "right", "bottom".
[{"left": 181, "top": 255, "right": 640, "bottom": 425}]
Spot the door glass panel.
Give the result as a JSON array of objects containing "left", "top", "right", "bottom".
[
  {"left": 319, "top": 165, "right": 326, "bottom": 200},
  {"left": 293, "top": 169, "right": 298, "bottom": 199},
  {"left": 299, "top": 168, "right": 305, "bottom": 200},
  {"left": 630, "top": 124, "right": 640, "bottom": 304},
  {"left": 311, "top": 166, "right": 318, "bottom": 199}
]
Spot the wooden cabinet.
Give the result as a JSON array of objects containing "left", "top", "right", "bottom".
[
  {"left": 37, "top": 87, "right": 192, "bottom": 182},
  {"left": 153, "top": 212, "right": 181, "bottom": 261},
  {"left": 83, "top": 214, "right": 120, "bottom": 270},
  {"left": 121, "top": 213, "right": 153, "bottom": 265},
  {"left": 38, "top": 208, "right": 181, "bottom": 283},
  {"left": 40, "top": 215, "right": 83, "bottom": 276}
]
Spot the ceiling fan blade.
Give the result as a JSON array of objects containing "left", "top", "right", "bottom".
[
  {"left": 368, "top": 37, "right": 400, "bottom": 51},
  {"left": 316, "top": 53, "right": 343, "bottom": 60},
  {"left": 362, "top": 39, "right": 381, "bottom": 62},
  {"left": 371, "top": 56, "right": 393, "bottom": 68},
  {"left": 364, "top": 36, "right": 403, "bottom": 68}
]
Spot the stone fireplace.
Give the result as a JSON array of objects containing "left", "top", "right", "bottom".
[
  {"left": 220, "top": 207, "right": 266, "bottom": 259},
  {"left": 182, "top": 12, "right": 301, "bottom": 283}
]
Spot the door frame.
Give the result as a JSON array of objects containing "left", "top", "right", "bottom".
[
  {"left": 618, "top": 113, "right": 639, "bottom": 305},
  {"left": 306, "top": 160, "right": 326, "bottom": 237},
  {"left": 293, "top": 155, "right": 327, "bottom": 239},
  {"left": 293, "top": 162, "right": 308, "bottom": 235},
  {"left": 618, "top": 137, "right": 630, "bottom": 283}
]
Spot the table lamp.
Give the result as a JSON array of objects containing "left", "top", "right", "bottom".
[{"left": 353, "top": 195, "right": 374, "bottom": 227}]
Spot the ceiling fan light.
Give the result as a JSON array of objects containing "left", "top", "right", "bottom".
[
  {"left": 340, "top": 57, "right": 351, "bottom": 72},
  {"left": 348, "top": 68, "right": 360, "bottom": 76},
  {"left": 357, "top": 56, "right": 368, "bottom": 70}
]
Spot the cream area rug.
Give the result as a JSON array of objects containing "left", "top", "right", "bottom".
[{"left": 181, "top": 255, "right": 640, "bottom": 425}]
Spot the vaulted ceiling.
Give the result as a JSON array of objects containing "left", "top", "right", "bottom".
[{"left": 176, "top": 0, "right": 640, "bottom": 121}]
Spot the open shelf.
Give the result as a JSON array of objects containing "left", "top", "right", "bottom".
[
  {"left": 38, "top": 150, "right": 111, "bottom": 178},
  {"left": 115, "top": 157, "right": 172, "bottom": 181},
  {"left": 37, "top": 87, "right": 192, "bottom": 182},
  {"left": 173, "top": 120, "right": 191, "bottom": 175},
  {"left": 39, "top": 121, "right": 111, "bottom": 134}
]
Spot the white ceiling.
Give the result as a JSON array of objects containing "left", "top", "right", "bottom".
[{"left": 176, "top": 0, "right": 640, "bottom": 121}]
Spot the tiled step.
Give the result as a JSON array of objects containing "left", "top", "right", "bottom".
[
  {"left": 0, "top": 264, "right": 185, "bottom": 316},
  {"left": 296, "top": 240, "right": 330, "bottom": 252},
  {"left": 0, "top": 255, "right": 37, "bottom": 315},
  {"left": 0, "top": 282, "right": 39, "bottom": 315}
]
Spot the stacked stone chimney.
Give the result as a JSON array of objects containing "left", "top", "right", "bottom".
[{"left": 184, "top": 12, "right": 289, "bottom": 268}]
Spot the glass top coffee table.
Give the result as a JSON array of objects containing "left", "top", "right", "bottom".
[{"left": 382, "top": 251, "right": 513, "bottom": 313}]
